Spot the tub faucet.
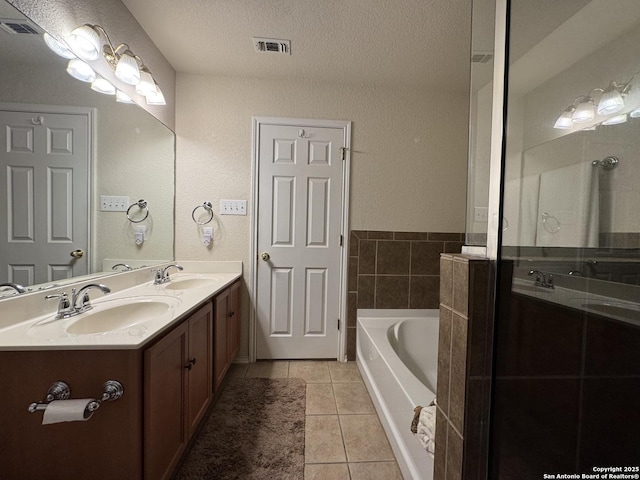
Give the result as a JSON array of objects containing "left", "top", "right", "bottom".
[
  {"left": 72, "top": 284, "right": 111, "bottom": 313},
  {"left": 528, "top": 270, "right": 554, "bottom": 289},
  {"left": 154, "top": 264, "right": 184, "bottom": 284},
  {"left": 0, "top": 282, "right": 27, "bottom": 295}
]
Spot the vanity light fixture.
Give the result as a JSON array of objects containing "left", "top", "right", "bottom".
[
  {"left": 597, "top": 81, "right": 627, "bottom": 115},
  {"left": 43, "top": 23, "right": 165, "bottom": 107},
  {"left": 571, "top": 96, "right": 595, "bottom": 123},
  {"left": 553, "top": 106, "right": 575, "bottom": 129},
  {"left": 629, "top": 107, "right": 640, "bottom": 118}
]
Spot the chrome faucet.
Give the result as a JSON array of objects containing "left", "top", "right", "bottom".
[
  {"left": 46, "top": 283, "right": 111, "bottom": 319},
  {"left": 112, "top": 263, "right": 133, "bottom": 271},
  {"left": 72, "top": 284, "right": 111, "bottom": 313},
  {"left": 0, "top": 282, "right": 27, "bottom": 295},
  {"left": 153, "top": 264, "right": 184, "bottom": 285},
  {"left": 528, "top": 270, "right": 555, "bottom": 289}
]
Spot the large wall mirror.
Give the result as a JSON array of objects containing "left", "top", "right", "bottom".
[
  {"left": 501, "top": 0, "right": 640, "bottom": 286},
  {"left": 0, "top": 0, "right": 175, "bottom": 295}
]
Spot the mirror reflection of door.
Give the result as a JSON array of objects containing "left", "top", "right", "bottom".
[{"left": 0, "top": 108, "right": 90, "bottom": 286}]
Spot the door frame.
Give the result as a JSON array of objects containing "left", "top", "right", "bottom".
[
  {"left": 0, "top": 102, "right": 95, "bottom": 277},
  {"left": 249, "top": 116, "right": 351, "bottom": 362}
]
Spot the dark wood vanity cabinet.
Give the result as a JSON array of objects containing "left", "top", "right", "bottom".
[
  {"left": 143, "top": 302, "right": 212, "bottom": 480},
  {"left": 214, "top": 280, "right": 241, "bottom": 391}
]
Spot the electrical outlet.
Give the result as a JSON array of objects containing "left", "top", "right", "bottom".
[
  {"left": 220, "top": 199, "right": 247, "bottom": 215},
  {"left": 474, "top": 206, "right": 488, "bottom": 222},
  {"left": 100, "top": 195, "right": 130, "bottom": 212}
]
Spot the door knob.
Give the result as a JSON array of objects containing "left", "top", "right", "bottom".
[
  {"left": 70, "top": 249, "right": 85, "bottom": 258},
  {"left": 261, "top": 252, "right": 270, "bottom": 261}
]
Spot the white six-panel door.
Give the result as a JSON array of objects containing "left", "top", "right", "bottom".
[
  {"left": 256, "top": 122, "right": 347, "bottom": 359},
  {"left": 0, "top": 109, "right": 89, "bottom": 286}
]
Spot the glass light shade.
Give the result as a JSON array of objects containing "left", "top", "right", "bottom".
[
  {"left": 572, "top": 98, "right": 595, "bottom": 123},
  {"left": 630, "top": 108, "right": 640, "bottom": 118},
  {"left": 116, "top": 90, "right": 135, "bottom": 104},
  {"left": 597, "top": 83, "right": 625, "bottom": 115},
  {"left": 66, "top": 59, "right": 96, "bottom": 83},
  {"left": 66, "top": 25, "right": 101, "bottom": 61},
  {"left": 601, "top": 114, "right": 627, "bottom": 125},
  {"left": 135, "top": 70, "right": 156, "bottom": 96},
  {"left": 91, "top": 77, "right": 116, "bottom": 95},
  {"left": 115, "top": 53, "right": 141, "bottom": 85},
  {"left": 553, "top": 110, "right": 574, "bottom": 129},
  {"left": 145, "top": 85, "right": 166, "bottom": 105},
  {"left": 43, "top": 33, "right": 76, "bottom": 59}
]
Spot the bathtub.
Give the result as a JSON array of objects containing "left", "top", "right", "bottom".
[{"left": 357, "top": 309, "right": 439, "bottom": 480}]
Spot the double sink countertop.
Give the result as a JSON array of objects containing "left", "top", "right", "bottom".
[{"left": 0, "top": 261, "right": 241, "bottom": 351}]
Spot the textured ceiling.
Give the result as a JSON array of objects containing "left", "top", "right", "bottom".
[{"left": 120, "top": 0, "right": 473, "bottom": 91}]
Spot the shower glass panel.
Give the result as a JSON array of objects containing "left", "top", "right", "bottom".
[
  {"left": 465, "top": 0, "right": 496, "bottom": 246},
  {"left": 490, "top": 1, "right": 640, "bottom": 477}
]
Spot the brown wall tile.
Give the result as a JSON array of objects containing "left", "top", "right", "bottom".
[
  {"left": 452, "top": 259, "right": 469, "bottom": 316},
  {"left": 446, "top": 424, "right": 463, "bottom": 480},
  {"left": 444, "top": 241, "right": 464, "bottom": 254},
  {"left": 449, "top": 312, "right": 468, "bottom": 433},
  {"left": 358, "top": 240, "right": 376, "bottom": 274},
  {"left": 429, "top": 232, "right": 464, "bottom": 242},
  {"left": 347, "top": 327, "right": 357, "bottom": 361},
  {"left": 437, "top": 306, "right": 452, "bottom": 417},
  {"left": 440, "top": 255, "right": 454, "bottom": 308},
  {"left": 348, "top": 293, "right": 357, "bottom": 328},
  {"left": 434, "top": 406, "right": 448, "bottom": 480},
  {"left": 349, "top": 231, "right": 361, "bottom": 256},
  {"left": 357, "top": 276, "right": 375, "bottom": 308},
  {"left": 394, "top": 231, "right": 431, "bottom": 240},
  {"left": 411, "top": 241, "right": 444, "bottom": 275},
  {"left": 377, "top": 241, "right": 410, "bottom": 275},
  {"left": 410, "top": 276, "right": 440, "bottom": 309},
  {"left": 367, "top": 231, "right": 394, "bottom": 239},
  {"left": 375, "top": 276, "right": 410, "bottom": 309},
  {"left": 348, "top": 256, "right": 358, "bottom": 292}
]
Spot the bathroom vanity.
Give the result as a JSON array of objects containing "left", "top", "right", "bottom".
[{"left": 0, "top": 263, "right": 241, "bottom": 480}]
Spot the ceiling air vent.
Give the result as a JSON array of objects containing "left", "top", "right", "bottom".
[
  {"left": 0, "top": 18, "right": 42, "bottom": 35},
  {"left": 253, "top": 37, "right": 291, "bottom": 55},
  {"left": 471, "top": 51, "right": 493, "bottom": 64}
]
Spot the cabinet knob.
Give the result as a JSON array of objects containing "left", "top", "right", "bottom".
[
  {"left": 228, "top": 311, "right": 235, "bottom": 317},
  {"left": 184, "top": 358, "right": 196, "bottom": 370}
]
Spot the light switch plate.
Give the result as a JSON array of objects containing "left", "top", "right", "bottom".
[
  {"left": 100, "top": 195, "right": 130, "bottom": 212},
  {"left": 220, "top": 199, "right": 247, "bottom": 215}
]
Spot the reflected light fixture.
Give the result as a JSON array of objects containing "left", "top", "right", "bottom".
[
  {"left": 571, "top": 96, "right": 595, "bottom": 123},
  {"left": 66, "top": 25, "right": 102, "bottom": 60},
  {"left": 116, "top": 89, "right": 135, "bottom": 104},
  {"left": 601, "top": 114, "right": 627, "bottom": 125},
  {"left": 114, "top": 52, "right": 140, "bottom": 85},
  {"left": 553, "top": 107, "right": 574, "bottom": 129},
  {"left": 145, "top": 84, "right": 166, "bottom": 105},
  {"left": 597, "top": 81, "right": 626, "bottom": 115},
  {"left": 630, "top": 108, "right": 640, "bottom": 118},
  {"left": 66, "top": 59, "right": 96, "bottom": 83}
]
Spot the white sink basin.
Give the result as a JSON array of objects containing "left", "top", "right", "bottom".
[
  {"left": 162, "top": 274, "right": 224, "bottom": 291},
  {"left": 29, "top": 296, "right": 181, "bottom": 338},
  {"left": 581, "top": 301, "right": 640, "bottom": 321}
]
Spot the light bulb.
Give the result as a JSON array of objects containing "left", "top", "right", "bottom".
[
  {"left": 135, "top": 70, "right": 156, "bottom": 96},
  {"left": 554, "top": 108, "right": 574, "bottom": 129},
  {"left": 91, "top": 77, "right": 116, "bottom": 95},
  {"left": 145, "top": 85, "right": 166, "bottom": 105},
  {"left": 630, "top": 108, "right": 640, "bottom": 118},
  {"left": 66, "top": 59, "right": 96, "bottom": 83},
  {"left": 43, "top": 33, "right": 76, "bottom": 59},
  {"left": 66, "top": 25, "right": 101, "bottom": 61},
  {"left": 597, "top": 82, "right": 625, "bottom": 115},
  {"left": 572, "top": 98, "right": 595, "bottom": 123},
  {"left": 115, "top": 53, "right": 141, "bottom": 85}
]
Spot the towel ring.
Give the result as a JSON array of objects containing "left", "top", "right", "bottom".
[
  {"left": 126, "top": 199, "right": 149, "bottom": 223},
  {"left": 192, "top": 202, "right": 214, "bottom": 225}
]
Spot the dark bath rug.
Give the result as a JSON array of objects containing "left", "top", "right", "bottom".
[{"left": 173, "top": 377, "right": 306, "bottom": 480}]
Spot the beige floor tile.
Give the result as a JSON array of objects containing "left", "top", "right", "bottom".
[
  {"left": 306, "top": 383, "right": 337, "bottom": 415},
  {"left": 340, "top": 414, "right": 395, "bottom": 462},
  {"left": 289, "top": 361, "right": 331, "bottom": 383},
  {"left": 305, "top": 415, "right": 347, "bottom": 463},
  {"left": 227, "top": 363, "right": 248, "bottom": 378},
  {"left": 329, "top": 361, "right": 363, "bottom": 383},
  {"left": 333, "top": 382, "right": 375, "bottom": 414},
  {"left": 245, "top": 361, "right": 289, "bottom": 378},
  {"left": 349, "top": 461, "right": 403, "bottom": 480},
  {"left": 304, "top": 463, "right": 350, "bottom": 480}
]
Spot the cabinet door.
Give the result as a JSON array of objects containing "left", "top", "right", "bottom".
[
  {"left": 227, "top": 281, "right": 241, "bottom": 361},
  {"left": 213, "top": 290, "right": 229, "bottom": 391},
  {"left": 144, "top": 322, "right": 189, "bottom": 480},
  {"left": 187, "top": 303, "right": 213, "bottom": 438}
]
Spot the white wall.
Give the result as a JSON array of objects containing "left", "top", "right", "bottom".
[{"left": 175, "top": 74, "right": 470, "bottom": 357}]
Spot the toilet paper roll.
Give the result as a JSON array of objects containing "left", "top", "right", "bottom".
[{"left": 42, "top": 399, "right": 96, "bottom": 425}]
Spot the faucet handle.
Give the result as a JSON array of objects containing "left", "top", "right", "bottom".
[
  {"left": 45, "top": 292, "right": 71, "bottom": 313},
  {"left": 528, "top": 270, "right": 543, "bottom": 285}
]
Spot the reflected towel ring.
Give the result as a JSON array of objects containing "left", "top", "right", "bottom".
[
  {"left": 126, "top": 199, "right": 149, "bottom": 223},
  {"left": 542, "top": 212, "right": 560, "bottom": 233},
  {"left": 192, "top": 202, "right": 214, "bottom": 225}
]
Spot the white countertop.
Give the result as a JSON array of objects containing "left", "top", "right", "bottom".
[{"left": 0, "top": 262, "right": 241, "bottom": 351}]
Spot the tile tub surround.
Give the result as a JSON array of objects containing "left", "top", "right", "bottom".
[
  {"left": 228, "top": 361, "right": 403, "bottom": 479},
  {"left": 436, "top": 254, "right": 491, "bottom": 480},
  {"left": 347, "top": 231, "right": 464, "bottom": 360}
]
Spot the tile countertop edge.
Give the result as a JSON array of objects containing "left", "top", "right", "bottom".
[{"left": 0, "top": 262, "right": 242, "bottom": 351}]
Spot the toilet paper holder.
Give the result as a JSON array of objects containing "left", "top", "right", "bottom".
[{"left": 28, "top": 380, "right": 124, "bottom": 414}]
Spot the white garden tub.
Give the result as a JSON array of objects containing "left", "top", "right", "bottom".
[{"left": 356, "top": 309, "right": 439, "bottom": 480}]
